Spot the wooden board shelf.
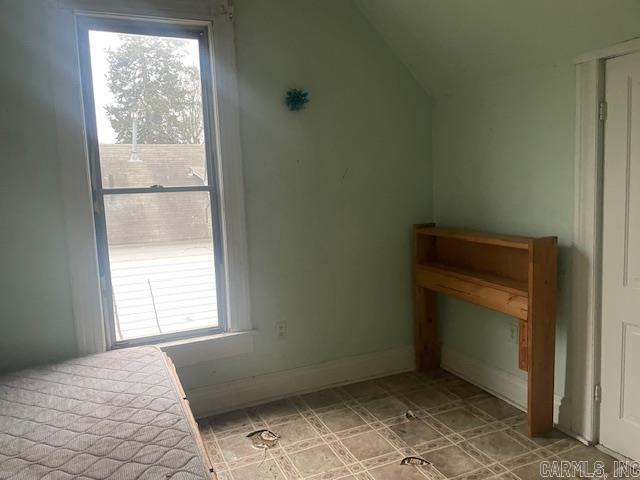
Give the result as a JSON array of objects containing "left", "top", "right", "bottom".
[
  {"left": 415, "top": 226, "right": 532, "bottom": 250},
  {"left": 417, "top": 263, "right": 528, "bottom": 296},
  {"left": 415, "top": 264, "right": 528, "bottom": 320},
  {"left": 413, "top": 224, "right": 557, "bottom": 437}
]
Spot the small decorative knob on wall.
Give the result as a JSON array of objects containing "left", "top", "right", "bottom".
[{"left": 285, "top": 88, "right": 309, "bottom": 112}]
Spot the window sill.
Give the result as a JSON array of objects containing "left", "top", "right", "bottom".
[{"left": 159, "top": 330, "right": 254, "bottom": 368}]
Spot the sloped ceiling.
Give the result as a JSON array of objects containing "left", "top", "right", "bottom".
[{"left": 355, "top": 0, "right": 640, "bottom": 96}]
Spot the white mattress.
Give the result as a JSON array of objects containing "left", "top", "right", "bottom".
[{"left": 0, "top": 347, "right": 213, "bottom": 479}]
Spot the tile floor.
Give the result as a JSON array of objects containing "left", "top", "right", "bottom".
[{"left": 198, "top": 370, "right": 617, "bottom": 480}]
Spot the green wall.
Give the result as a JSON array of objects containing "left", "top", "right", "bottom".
[
  {"left": 432, "top": 65, "right": 576, "bottom": 394},
  {"left": 178, "top": 0, "right": 433, "bottom": 389},
  {"left": 0, "top": 0, "right": 77, "bottom": 372},
  {"left": 356, "top": 0, "right": 640, "bottom": 401},
  {"left": 428, "top": 32, "right": 640, "bottom": 400},
  {"left": 0, "top": 0, "right": 433, "bottom": 379}
]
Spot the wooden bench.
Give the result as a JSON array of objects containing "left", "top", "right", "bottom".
[{"left": 414, "top": 224, "right": 557, "bottom": 436}]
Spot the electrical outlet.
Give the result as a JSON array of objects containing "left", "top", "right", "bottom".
[
  {"left": 275, "top": 321, "right": 287, "bottom": 339},
  {"left": 508, "top": 324, "right": 518, "bottom": 344}
]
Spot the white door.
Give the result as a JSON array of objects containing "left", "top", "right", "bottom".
[{"left": 601, "top": 50, "right": 640, "bottom": 461}]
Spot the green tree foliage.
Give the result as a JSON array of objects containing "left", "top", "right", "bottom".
[{"left": 105, "top": 35, "right": 203, "bottom": 144}]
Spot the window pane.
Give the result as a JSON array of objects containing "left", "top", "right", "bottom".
[
  {"left": 104, "top": 192, "right": 219, "bottom": 340},
  {"left": 88, "top": 30, "right": 207, "bottom": 188}
]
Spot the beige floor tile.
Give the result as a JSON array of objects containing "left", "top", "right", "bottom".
[
  {"left": 214, "top": 471, "right": 233, "bottom": 480},
  {"left": 318, "top": 407, "right": 366, "bottom": 432},
  {"left": 200, "top": 371, "right": 618, "bottom": 480},
  {"left": 543, "top": 437, "right": 584, "bottom": 456},
  {"left": 270, "top": 447, "right": 301, "bottom": 478},
  {"left": 255, "top": 399, "right": 300, "bottom": 423},
  {"left": 512, "top": 424, "right": 568, "bottom": 447},
  {"left": 288, "top": 444, "right": 344, "bottom": 477},
  {"left": 466, "top": 431, "right": 529, "bottom": 462},
  {"left": 440, "top": 379, "right": 484, "bottom": 399},
  {"left": 199, "top": 422, "right": 215, "bottom": 441},
  {"left": 361, "top": 396, "right": 409, "bottom": 421},
  {"left": 353, "top": 472, "right": 375, "bottom": 480},
  {"left": 403, "top": 387, "right": 452, "bottom": 409},
  {"left": 300, "top": 389, "right": 343, "bottom": 410},
  {"left": 501, "top": 451, "right": 546, "bottom": 471},
  {"left": 340, "top": 431, "right": 396, "bottom": 461},
  {"left": 202, "top": 440, "right": 224, "bottom": 464},
  {"left": 494, "top": 473, "right": 520, "bottom": 480},
  {"left": 414, "top": 368, "right": 454, "bottom": 383},
  {"left": 560, "top": 444, "right": 615, "bottom": 474},
  {"left": 271, "top": 417, "right": 318, "bottom": 446},
  {"left": 512, "top": 460, "right": 561, "bottom": 480},
  {"left": 433, "top": 407, "right": 486, "bottom": 432},
  {"left": 378, "top": 373, "right": 423, "bottom": 392},
  {"left": 454, "top": 467, "right": 499, "bottom": 480},
  {"left": 205, "top": 409, "right": 253, "bottom": 434},
  {"left": 424, "top": 445, "right": 484, "bottom": 477},
  {"left": 342, "top": 381, "right": 388, "bottom": 400},
  {"left": 369, "top": 462, "right": 431, "bottom": 479},
  {"left": 229, "top": 459, "right": 285, "bottom": 480},
  {"left": 389, "top": 419, "right": 441, "bottom": 447},
  {"left": 472, "top": 397, "right": 522, "bottom": 421},
  {"left": 218, "top": 434, "right": 260, "bottom": 462}
]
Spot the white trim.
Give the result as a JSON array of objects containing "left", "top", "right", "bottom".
[
  {"left": 440, "top": 347, "right": 563, "bottom": 426},
  {"left": 208, "top": 7, "right": 252, "bottom": 333},
  {"left": 596, "top": 444, "right": 635, "bottom": 463},
  {"left": 186, "top": 346, "right": 416, "bottom": 418},
  {"left": 47, "top": 5, "right": 106, "bottom": 355},
  {"left": 569, "top": 58, "right": 605, "bottom": 443},
  {"left": 50, "top": 1, "right": 250, "bottom": 353},
  {"left": 575, "top": 37, "right": 640, "bottom": 64},
  {"left": 56, "top": 0, "right": 216, "bottom": 19},
  {"left": 160, "top": 330, "right": 254, "bottom": 368},
  {"left": 570, "top": 39, "right": 640, "bottom": 445}
]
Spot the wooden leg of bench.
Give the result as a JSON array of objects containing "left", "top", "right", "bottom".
[
  {"left": 415, "top": 287, "right": 439, "bottom": 371},
  {"left": 527, "top": 320, "right": 555, "bottom": 436},
  {"left": 527, "top": 238, "right": 557, "bottom": 436}
]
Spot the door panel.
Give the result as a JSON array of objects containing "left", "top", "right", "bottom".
[
  {"left": 621, "top": 323, "right": 640, "bottom": 425},
  {"left": 601, "top": 50, "right": 640, "bottom": 460},
  {"left": 624, "top": 72, "right": 640, "bottom": 289}
]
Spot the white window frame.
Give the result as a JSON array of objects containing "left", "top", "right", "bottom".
[{"left": 48, "top": 1, "right": 252, "bottom": 355}]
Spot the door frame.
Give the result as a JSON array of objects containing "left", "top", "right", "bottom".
[{"left": 572, "top": 37, "right": 640, "bottom": 444}]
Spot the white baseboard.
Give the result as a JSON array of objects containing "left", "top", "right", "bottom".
[
  {"left": 440, "top": 346, "right": 563, "bottom": 424},
  {"left": 186, "top": 344, "right": 565, "bottom": 426},
  {"left": 186, "top": 346, "right": 416, "bottom": 418}
]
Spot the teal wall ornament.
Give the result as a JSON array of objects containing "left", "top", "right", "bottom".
[{"left": 285, "top": 88, "right": 309, "bottom": 111}]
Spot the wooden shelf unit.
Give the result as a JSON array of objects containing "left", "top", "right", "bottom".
[{"left": 414, "top": 224, "right": 558, "bottom": 436}]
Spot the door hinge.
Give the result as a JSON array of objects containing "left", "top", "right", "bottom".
[
  {"left": 594, "top": 383, "right": 602, "bottom": 403},
  {"left": 599, "top": 101, "right": 608, "bottom": 121}
]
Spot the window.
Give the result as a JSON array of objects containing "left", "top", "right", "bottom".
[{"left": 77, "top": 18, "right": 226, "bottom": 346}]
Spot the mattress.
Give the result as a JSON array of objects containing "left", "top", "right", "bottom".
[{"left": 0, "top": 346, "right": 215, "bottom": 480}]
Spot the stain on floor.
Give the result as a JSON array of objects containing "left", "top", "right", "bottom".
[{"left": 198, "top": 370, "right": 618, "bottom": 480}]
